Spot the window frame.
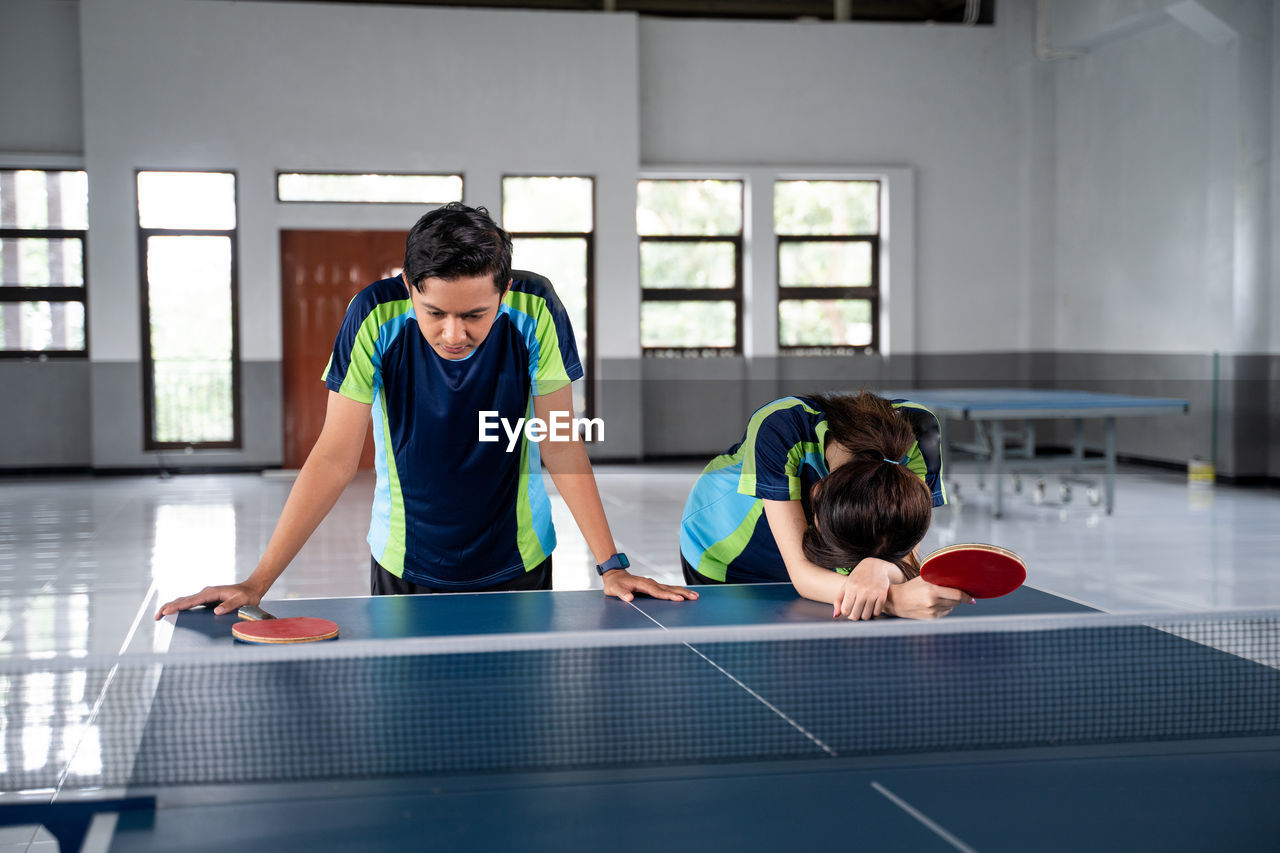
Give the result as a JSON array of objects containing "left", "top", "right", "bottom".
[
  {"left": 775, "top": 234, "right": 881, "bottom": 353},
  {"left": 0, "top": 169, "right": 89, "bottom": 359},
  {"left": 774, "top": 178, "right": 883, "bottom": 355},
  {"left": 638, "top": 177, "right": 745, "bottom": 357},
  {"left": 501, "top": 173, "right": 597, "bottom": 419},
  {"left": 136, "top": 168, "right": 243, "bottom": 451}
]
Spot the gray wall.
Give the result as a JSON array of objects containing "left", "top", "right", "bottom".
[
  {"left": 0, "top": 0, "right": 1276, "bottom": 479},
  {"left": 0, "top": 0, "right": 87, "bottom": 468},
  {"left": 1048, "top": 0, "right": 1275, "bottom": 478},
  {"left": 0, "top": 360, "right": 91, "bottom": 469},
  {"left": 0, "top": 0, "right": 81, "bottom": 155}
]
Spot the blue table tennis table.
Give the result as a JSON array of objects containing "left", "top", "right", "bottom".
[
  {"left": 5, "top": 583, "right": 1278, "bottom": 853},
  {"left": 883, "top": 389, "right": 1189, "bottom": 517}
]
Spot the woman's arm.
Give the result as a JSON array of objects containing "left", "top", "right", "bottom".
[{"left": 762, "top": 499, "right": 901, "bottom": 619}]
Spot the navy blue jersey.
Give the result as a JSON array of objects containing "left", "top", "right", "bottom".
[
  {"left": 680, "top": 396, "right": 946, "bottom": 583},
  {"left": 324, "top": 272, "right": 582, "bottom": 589}
]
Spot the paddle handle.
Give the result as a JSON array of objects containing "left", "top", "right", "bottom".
[{"left": 237, "top": 604, "right": 276, "bottom": 621}]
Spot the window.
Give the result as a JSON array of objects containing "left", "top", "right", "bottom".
[
  {"left": 0, "top": 170, "right": 88, "bottom": 357},
  {"left": 137, "top": 170, "right": 240, "bottom": 449},
  {"left": 501, "top": 176, "right": 594, "bottom": 418},
  {"left": 638, "top": 179, "right": 743, "bottom": 356},
  {"left": 276, "top": 172, "right": 463, "bottom": 204},
  {"left": 775, "top": 179, "right": 880, "bottom": 352}
]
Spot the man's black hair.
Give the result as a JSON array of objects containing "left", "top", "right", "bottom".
[{"left": 403, "top": 202, "right": 513, "bottom": 292}]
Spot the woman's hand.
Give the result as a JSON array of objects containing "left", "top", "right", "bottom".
[
  {"left": 883, "top": 577, "right": 973, "bottom": 620},
  {"left": 833, "top": 557, "right": 900, "bottom": 620}
]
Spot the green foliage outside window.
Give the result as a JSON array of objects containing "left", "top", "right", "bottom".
[
  {"left": 774, "top": 180, "right": 878, "bottom": 235},
  {"left": 779, "top": 299, "right": 872, "bottom": 348},
  {"left": 640, "top": 242, "right": 735, "bottom": 289},
  {"left": 639, "top": 180, "right": 742, "bottom": 350},
  {"left": 637, "top": 180, "right": 742, "bottom": 236},
  {"left": 147, "top": 235, "right": 235, "bottom": 444},
  {"left": 642, "top": 301, "right": 735, "bottom": 349},
  {"left": 776, "top": 180, "right": 880, "bottom": 350},
  {"left": 0, "top": 170, "right": 88, "bottom": 354},
  {"left": 779, "top": 240, "right": 871, "bottom": 288}
]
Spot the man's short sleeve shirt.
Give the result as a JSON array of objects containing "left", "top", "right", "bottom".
[{"left": 323, "top": 271, "right": 582, "bottom": 589}]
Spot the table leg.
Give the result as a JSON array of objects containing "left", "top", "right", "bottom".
[
  {"left": 992, "top": 419, "right": 1005, "bottom": 518},
  {"left": 1072, "top": 419, "right": 1085, "bottom": 474},
  {"left": 1104, "top": 417, "right": 1116, "bottom": 514}
]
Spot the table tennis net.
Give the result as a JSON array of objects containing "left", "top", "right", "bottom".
[{"left": 2, "top": 609, "right": 1279, "bottom": 792}]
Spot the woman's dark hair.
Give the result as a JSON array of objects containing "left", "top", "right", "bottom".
[
  {"left": 403, "top": 202, "right": 513, "bottom": 292},
  {"left": 801, "top": 392, "right": 933, "bottom": 579}
]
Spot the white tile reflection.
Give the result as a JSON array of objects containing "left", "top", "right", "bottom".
[
  {"left": 0, "top": 661, "right": 124, "bottom": 794},
  {"left": 151, "top": 502, "right": 237, "bottom": 607},
  {"left": 66, "top": 722, "right": 103, "bottom": 777}
]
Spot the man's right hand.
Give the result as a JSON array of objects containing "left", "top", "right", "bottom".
[
  {"left": 154, "top": 581, "right": 266, "bottom": 620},
  {"left": 883, "top": 577, "right": 973, "bottom": 620}
]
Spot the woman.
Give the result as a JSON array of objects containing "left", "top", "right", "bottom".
[{"left": 680, "top": 392, "right": 967, "bottom": 620}]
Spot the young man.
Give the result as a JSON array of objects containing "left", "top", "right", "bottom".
[{"left": 158, "top": 203, "right": 694, "bottom": 618}]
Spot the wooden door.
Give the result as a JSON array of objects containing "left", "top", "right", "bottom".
[{"left": 280, "top": 230, "right": 405, "bottom": 470}]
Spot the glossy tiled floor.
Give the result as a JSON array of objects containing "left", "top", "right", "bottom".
[{"left": 0, "top": 461, "right": 1278, "bottom": 850}]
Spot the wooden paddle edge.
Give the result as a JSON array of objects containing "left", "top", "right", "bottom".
[
  {"left": 921, "top": 542, "right": 1027, "bottom": 570},
  {"left": 231, "top": 627, "right": 339, "bottom": 644},
  {"left": 231, "top": 616, "right": 340, "bottom": 644}
]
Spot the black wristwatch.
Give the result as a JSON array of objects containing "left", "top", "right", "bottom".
[{"left": 596, "top": 552, "right": 630, "bottom": 576}]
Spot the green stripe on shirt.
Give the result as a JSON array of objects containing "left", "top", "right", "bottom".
[
  {"left": 327, "top": 298, "right": 413, "bottom": 404},
  {"left": 375, "top": 389, "right": 408, "bottom": 576},
  {"left": 738, "top": 397, "right": 822, "bottom": 497},
  {"left": 504, "top": 289, "right": 573, "bottom": 396},
  {"left": 697, "top": 499, "right": 766, "bottom": 582}
]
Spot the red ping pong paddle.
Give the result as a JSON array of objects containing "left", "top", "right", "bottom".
[
  {"left": 919, "top": 543, "right": 1027, "bottom": 599},
  {"left": 232, "top": 604, "right": 339, "bottom": 644}
]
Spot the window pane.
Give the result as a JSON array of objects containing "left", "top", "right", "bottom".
[
  {"left": 0, "top": 302, "right": 85, "bottom": 351},
  {"left": 277, "top": 173, "right": 462, "bottom": 204},
  {"left": 512, "top": 236, "right": 588, "bottom": 414},
  {"left": 0, "top": 238, "right": 83, "bottom": 286},
  {"left": 640, "top": 241, "right": 735, "bottom": 289},
  {"left": 779, "top": 299, "right": 872, "bottom": 347},
  {"left": 138, "top": 172, "right": 236, "bottom": 230},
  {"left": 502, "top": 177, "right": 593, "bottom": 233},
  {"left": 774, "top": 180, "right": 878, "bottom": 235},
  {"left": 642, "top": 300, "right": 735, "bottom": 348},
  {"left": 637, "top": 180, "right": 742, "bottom": 236},
  {"left": 779, "top": 241, "right": 871, "bottom": 288},
  {"left": 0, "top": 170, "right": 88, "bottom": 230},
  {"left": 147, "top": 235, "right": 234, "bottom": 443}
]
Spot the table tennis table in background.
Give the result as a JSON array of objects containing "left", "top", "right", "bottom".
[
  {"left": 884, "top": 389, "right": 1190, "bottom": 517},
  {"left": 3, "top": 583, "right": 1278, "bottom": 853}
]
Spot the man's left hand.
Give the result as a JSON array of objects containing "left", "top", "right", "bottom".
[{"left": 602, "top": 570, "right": 699, "bottom": 603}]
